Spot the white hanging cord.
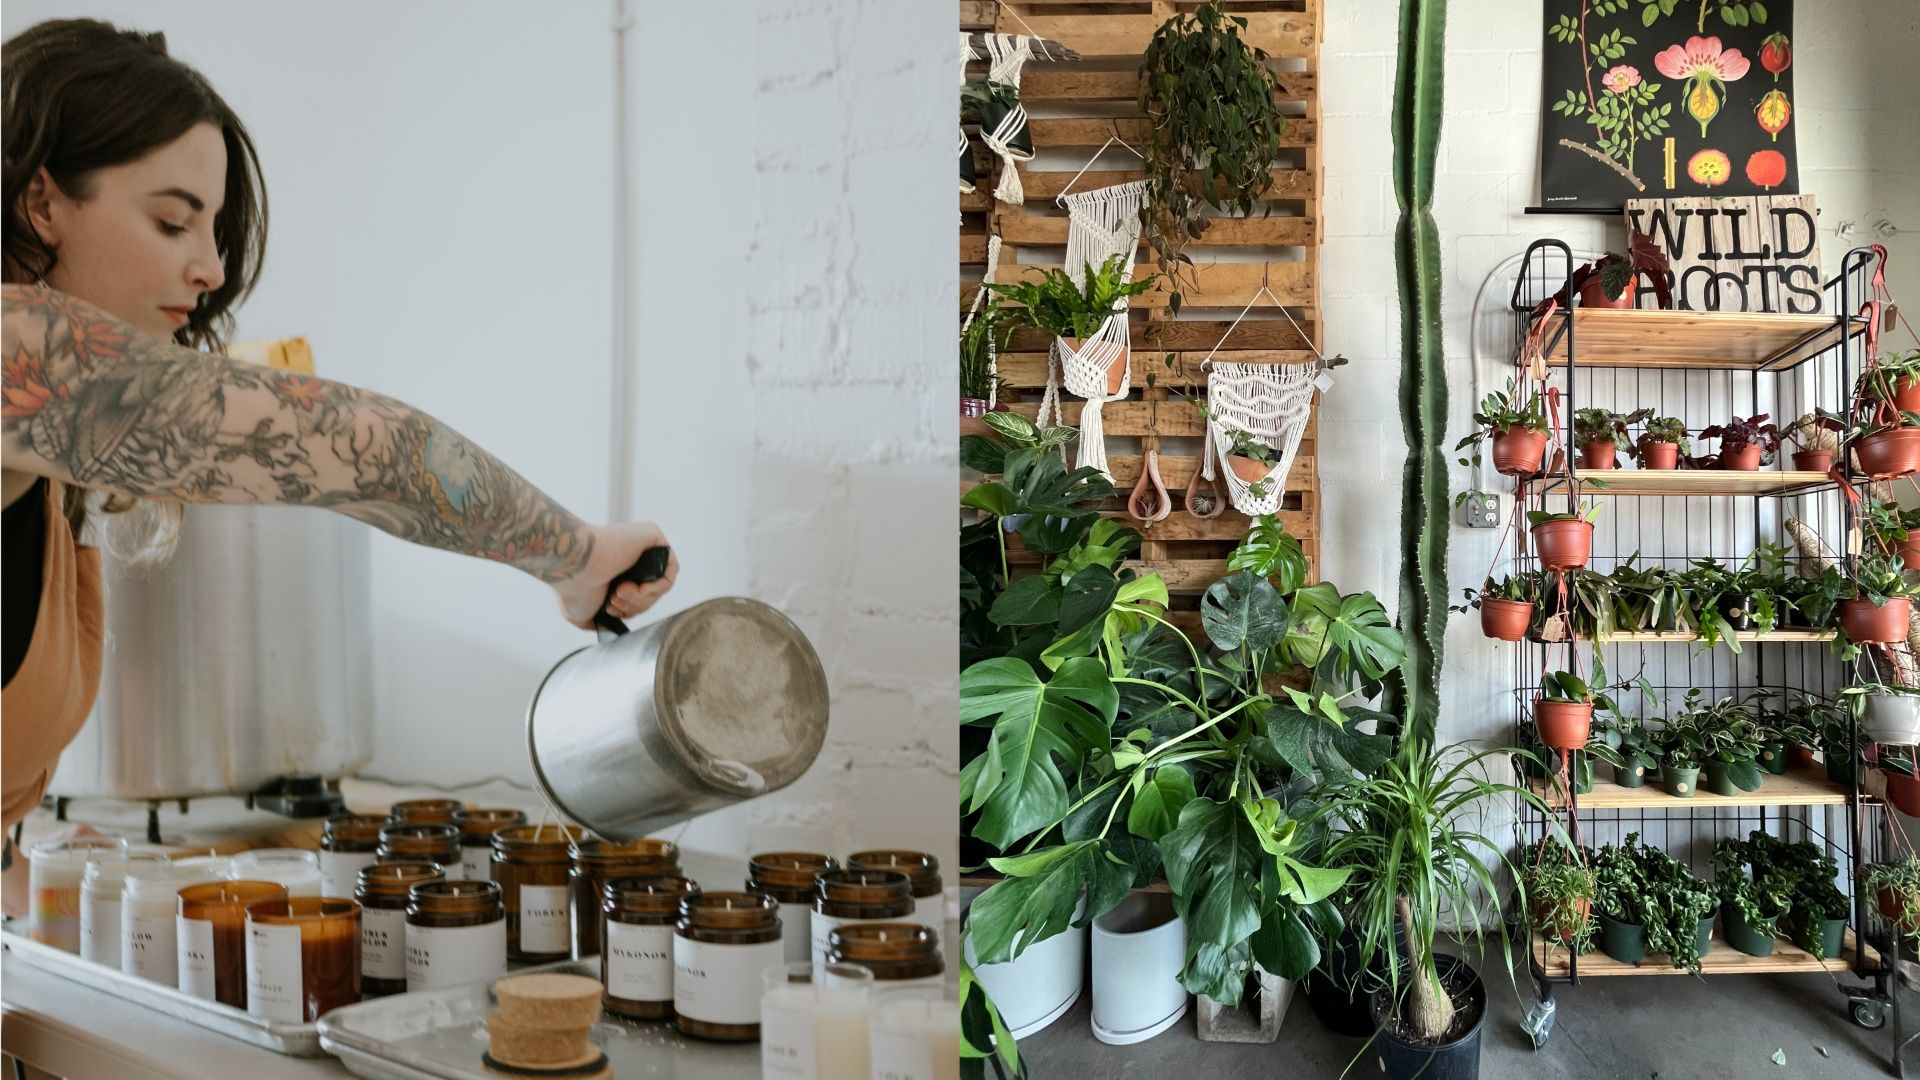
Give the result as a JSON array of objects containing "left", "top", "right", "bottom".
[
  {"left": 605, "top": 0, "right": 636, "bottom": 522},
  {"left": 1053, "top": 134, "right": 1146, "bottom": 206},
  {"left": 980, "top": 34, "right": 1035, "bottom": 204}
]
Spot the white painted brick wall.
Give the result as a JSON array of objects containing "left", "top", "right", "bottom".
[{"left": 1319, "top": 0, "right": 1920, "bottom": 754}]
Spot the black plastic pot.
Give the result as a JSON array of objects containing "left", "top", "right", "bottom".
[
  {"left": 1826, "top": 755, "right": 1857, "bottom": 786},
  {"left": 1596, "top": 910, "right": 1646, "bottom": 964},
  {"left": 1305, "top": 922, "right": 1408, "bottom": 1038},
  {"left": 1722, "top": 902, "right": 1779, "bottom": 957},
  {"left": 1719, "top": 592, "right": 1755, "bottom": 631},
  {"left": 1368, "top": 954, "right": 1486, "bottom": 1080}
]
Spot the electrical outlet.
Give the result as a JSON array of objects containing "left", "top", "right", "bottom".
[{"left": 1463, "top": 492, "right": 1500, "bottom": 529}]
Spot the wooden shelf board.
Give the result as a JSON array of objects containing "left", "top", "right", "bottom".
[
  {"left": 1554, "top": 468, "right": 1832, "bottom": 497},
  {"left": 1532, "top": 766, "right": 1854, "bottom": 810},
  {"left": 1594, "top": 629, "right": 1836, "bottom": 643},
  {"left": 1541, "top": 308, "right": 1864, "bottom": 371},
  {"left": 1534, "top": 929, "right": 1876, "bottom": 977}
]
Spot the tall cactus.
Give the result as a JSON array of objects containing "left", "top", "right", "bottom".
[{"left": 1392, "top": 0, "right": 1447, "bottom": 748}]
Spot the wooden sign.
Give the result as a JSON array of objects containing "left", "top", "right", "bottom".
[{"left": 1625, "top": 194, "right": 1821, "bottom": 314}]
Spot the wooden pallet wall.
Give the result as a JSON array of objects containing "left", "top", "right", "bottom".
[{"left": 962, "top": 0, "right": 1324, "bottom": 605}]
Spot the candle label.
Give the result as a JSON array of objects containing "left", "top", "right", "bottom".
[
  {"left": 177, "top": 916, "right": 218, "bottom": 1000},
  {"left": 460, "top": 844, "right": 492, "bottom": 882},
  {"left": 124, "top": 908, "right": 178, "bottom": 984},
  {"left": 673, "top": 936, "right": 783, "bottom": 1026},
  {"left": 362, "top": 906, "right": 408, "bottom": 981},
  {"left": 518, "top": 884, "right": 571, "bottom": 954},
  {"left": 777, "top": 903, "right": 811, "bottom": 964},
  {"left": 81, "top": 895, "right": 122, "bottom": 966},
  {"left": 604, "top": 921, "right": 674, "bottom": 1002},
  {"left": 319, "top": 850, "right": 378, "bottom": 900},
  {"left": 809, "top": 911, "right": 854, "bottom": 971},
  {"left": 406, "top": 919, "right": 506, "bottom": 992},
  {"left": 914, "top": 893, "right": 943, "bottom": 931},
  {"left": 247, "top": 921, "right": 305, "bottom": 1022},
  {"left": 759, "top": 991, "right": 818, "bottom": 1080}
]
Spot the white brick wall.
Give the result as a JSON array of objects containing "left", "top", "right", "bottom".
[{"left": 1319, "top": 0, "right": 1920, "bottom": 750}]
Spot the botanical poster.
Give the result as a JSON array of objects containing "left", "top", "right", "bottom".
[{"left": 1540, "top": 0, "right": 1797, "bottom": 210}]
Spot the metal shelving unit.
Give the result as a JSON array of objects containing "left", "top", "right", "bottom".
[{"left": 1507, "top": 241, "right": 1910, "bottom": 1072}]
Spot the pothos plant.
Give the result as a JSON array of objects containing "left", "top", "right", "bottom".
[
  {"left": 961, "top": 515, "right": 1408, "bottom": 1006},
  {"left": 1137, "top": 1, "right": 1285, "bottom": 314}
]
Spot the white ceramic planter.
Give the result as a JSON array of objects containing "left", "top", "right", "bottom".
[
  {"left": 1090, "top": 891, "right": 1189, "bottom": 1045},
  {"left": 1866, "top": 693, "right": 1920, "bottom": 745},
  {"left": 961, "top": 890, "right": 1086, "bottom": 1041}
]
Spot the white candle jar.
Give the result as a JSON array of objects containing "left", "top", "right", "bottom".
[
  {"left": 230, "top": 849, "right": 323, "bottom": 897},
  {"left": 120, "top": 859, "right": 231, "bottom": 985},
  {"left": 81, "top": 852, "right": 169, "bottom": 968},
  {"left": 28, "top": 836, "right": 129, "bottom": 952}
]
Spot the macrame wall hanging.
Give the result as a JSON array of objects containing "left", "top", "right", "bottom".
[
  {"left": 1197, "top": 274, "right": 1340, "bottom": 516},
  {"left": 1032, "top": 137, "right": 1148, "bottom": 480},
  {"left": 975, "top": 34, "right": 1035, "bottom": 205},
  {"left": 958, "top": 34, "right": 977, "bottom": 194}
]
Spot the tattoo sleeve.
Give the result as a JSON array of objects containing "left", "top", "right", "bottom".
[{"left": 1, "top": 284, "right": 594, "bottom": 584}]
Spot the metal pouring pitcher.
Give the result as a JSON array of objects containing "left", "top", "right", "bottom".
[{"left": 527, "top": 547, "right": 830, "bottom": 841}]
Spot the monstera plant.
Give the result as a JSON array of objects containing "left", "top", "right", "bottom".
[{"left": 960, "top": 516, "right": 1406, "bottom": 1006}]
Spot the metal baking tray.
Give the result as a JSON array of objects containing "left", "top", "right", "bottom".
[
  {"left": 317, "top": 959, "right": 759, "bottom": 1079},
  {"left": 0, "top": 926, "right": 326, "bottom": 1056}
]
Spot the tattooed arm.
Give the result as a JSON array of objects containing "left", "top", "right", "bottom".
[{"left": 1, "top": 284, "right": 675, "bottom": 625}]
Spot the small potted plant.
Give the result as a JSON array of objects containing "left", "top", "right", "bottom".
[
  {"left": 1525, "top": 842, "right": 1595, "bottom": 951},
  {"left": 1691, "top": 695, "right": 1764, "bottom": 796},
  {"left": 1535, "top": 671, "right": 1598, "bottom": 750},
  {"left": 1843, "top": 410, "right": 1920, "bottom": 480},
  {"left": 1781, "top": 410, "right": 1842, "bottom": 473},
  {"left": 1221, "top": 426, "right": 1278, "bottom": 499},
  {"left": 1455, "top": 379, "right": 1549, "bottom": 476},
  {"left": 1629, "top": 415, "right": 1689, "bottom": 470},
  {"left": 1608, "top": 558, "right": 1692, "bottom": 634},
  {"left": 1862, "top": 350, "right": 1920, "bottom": 415},
  {"left": 1740, "top": 832, "right": 1849, "bottom": 961},
  {"left": 1452, "top": 572, "right": 1540, "bottom": 642},
  {"left": 1593, "top": 711, "right": 1659, "bottom": 788},
  {"left": 1592, "top": 834, "right": 1714, "bottom": 972},
  {"left": 1700, "top": 413, "right": 1780, "bottom": 471},
  {"left": 986, "top": 254, "right": 1158, "bottom": 397},
  {"left": 1714, "top": 838, "right": 1791, "bottom": 958},
  {"left": 1843, "top": 682, "right": 1920, "bottom": 745},
  {"left": 1865, "top": 857, "right": 1920, "bottom": 936},
  {"left": 1655, "top": 713, "right": 1705, "bottom": 797},
  {"left": 1863, "top": 498, "right": 1920, "bottom": 571},
  {"left": 1565, "top": 230, "right": 1673, "bottom": 310},
  {"left": 1816, "top": 708, "right": 1861, "bottom": 786},
  {"left": 1573, "top": 407, "right": 1650, "bottom": 470},
  {"left": 1879, "top": 750, "right": 1920, "bottom": 817},
  {"left": 1834, "top": 551, "right": 1917, "bottom": 645},
  {"left": 1744, "top": 698, "right": 1790, "bottom": 775},
  {"left": 1527, "top": 503, "right": 1601, "bottom": 571},
  {"left": 1589, "top": 841, "right": 1646, "bottom": 963},
  {"left": 959, "top": 300, "right": 1014, "bottom": 425}
]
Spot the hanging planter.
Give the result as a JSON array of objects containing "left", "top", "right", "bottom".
[
  {"left": 1528, "top": 507, "right": 1597, "bottom": 571},
  {"left": 1459, "top": 380, "right": 1548, "bottom": 476},
  {"left": 1479, "top": 598, "right": 1534, "bottom": 642},
  {"left": 1882, "top": 767, "right": 1920, "bottom": 817},
  {"left": 1491, "top": 429, "right": 1548, "bottom": 475},
  {"left": 1854, "top": 427, "right": 1920, "bottom": 479},
  {"left": 1837, "top": 597, "right": 1912, "bottom": 645},
  {"left": 1855, "top": 687, "right": 1920, "bottom": 744},
  {"left": 1533, "top": 698, "right": 1594, "bottom": 751}
]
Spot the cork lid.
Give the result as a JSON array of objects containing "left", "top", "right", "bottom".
[
  {"left": 492, "top": 973, "right": 605, "bottom": 1030},
  {"left": 654, "top": 598, "right": 828, "bottom": 795}
]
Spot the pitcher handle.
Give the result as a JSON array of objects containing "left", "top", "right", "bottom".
[{"left": 594, "top": 546, "right": 673, "bottom": 641}]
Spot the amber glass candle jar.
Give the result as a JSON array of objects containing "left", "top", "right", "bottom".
[
  {"left": 826, "top": 922, "right": 944, "bottom": 988},
  {"left": 388, "top": 798, "right": 461, "bottom": 826},
  {"left": 571, "top": 838, "right": 678, "bottom": 958},
  {"left": 319, "top": 815, "right": 386, "bottom": 899},
  {"left": 244, "top": 897, "right": 362, "bottom": 1021},
  {"left": 491, "top": 824, "right": 581, "bottom": 962},
  {"left": 177, "top": 880, "right": 289, "bottom": 1007},
  {"left": 673, "top": 890, "right": 783, "bottom": 1042},
  {"left": 451, "top": 807, "right": 525, "bottom": 882},
  {"left": 601, "top": 874, "right": 698, "bottom": 1020},
  {"left": 746, "top": 852, "right": 836, "bottom": 965},
  {"left": 846, "top": 851, "right": 943, "bottom": 930},
  {"left": 355, "top": 862, "right": 443, "bottom": 997},
  {"left": 404, "top": 880, "right": 506, "bottom": 992},
  {"left": 376, "top": 823, "right": 461, "bottom": 870},
  {"left": 810, "top": 869, "right": 912, "bottom": 970}
]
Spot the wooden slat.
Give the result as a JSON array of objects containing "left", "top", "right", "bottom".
[
  {"left": 998, "top": 9, "right": 1318, "bottom": 59},
  {"left": 961, "top": 188, "right": 992, "bottom": 213},
  {"left": 1018, "top": 67, "right": 1316, "bottom": 103},
  {"left": 1535, "top": 930, "right": 1876, "bottom": 978},
  {"left": 972, "top": 259, "right": 1316, "bottom": 309},
  {"left": 1029, "top": 116, "right": 1316, "bottom": 149},
  {"left": 1543, "top": 308, "right": 1863, "bottom": 372},
  {"left": 1005, "top": 399, "right": 1318, "bottom": 440},
  {"left": 960, "top": 234, "right": 989, "bottom": 264},
  {"left": 1003, "top": 319, "right": 1317, "bottom": 352},
  {"left": 959, "top": 0, "right": 997, "bottom": 30},
  {"left": 1560, "top": 468, "right": 1832, "bottom": 498},
  {"left": 998, "top": 208, "right": 1314, "bottom": 248},
  {"left": 1010, "top": 165, "right": 1314, "bottom": 203},
  {"left": 1111, "top": 508, "right": 1313, "bottom": 541},
  {"left": 1104, "top": 450, "right": 1316, "bottom": 492},
  {"left": 995, "top": 350, "right": 1318, "bottom": 387},
  {"left": 1531, "top": 766, "right": 1853, "bottom": 810}
]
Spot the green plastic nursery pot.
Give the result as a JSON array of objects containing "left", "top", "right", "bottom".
[
  {"left": 1703, "top": 761, "right": 1740, "bottom": 797},
  {"left": 1721, "top": 902, "right": 1779, "bottom": 958},
  {"left": 1595, "top": 911, "right": 1646, "bottom": 964},
  {"left": 1613, "top": 761, "right": 1648, "bottom": 788},
  {"left": 1786, "top": 912, "right": 1847, "bottom": 961},
  {"left": 1662, "top": 766, "right": 1699, "bottom": 798},
  {"left": 1825, "top": 755, "right": 1857, "bottom": 786},
  {"left": 1756, "top": 743, "right": 1788, "bottom": 776},
  {"left": 1692, "top": 915, "right": 1714, "bottom": 959}
]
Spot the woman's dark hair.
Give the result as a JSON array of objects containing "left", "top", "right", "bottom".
[{"left": 3, "top": 17, "right": 268, "bottom": 353}]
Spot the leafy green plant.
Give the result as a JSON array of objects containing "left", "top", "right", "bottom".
[
  {"left": 1607, "top": 557, "right": 1692, "bottom": 633},
  {"left": 1713, "top": 836, "right": 1792, "bottom": 931},
  {"left": 985, "top": 255, "right": 1157, "bottom": 343},
  {"left": 1735, "top": 831, "right": 1850, "bottom": 960},
  {"left": 1527, "top": 502, "right": 1603, "bottom": 527},
  {"left": 1450, "top": 571, "right": 1542, "bottom": 614},
  {"left": 961, "top": 300, "right": 1015, "bottom": 401},
  {"left": 1591, "top": 833, "right": 1716, "bottom": 974},
  {"left": 1225, "top": 514, "right": 1309, "bottom": 593},
  {"left": 959, "top": 965, "right": 1027, "bottom": 1080},
  {"left": 1865, "top": 857, "right": 1920, "bottom": 934},
  {"left": 1454, "top": 379, "right": 1547, "bottom": 469},
  {"left": 1575, "top": 406, "right": 1651, "bottom": 449},
  {"left": 1593, "top": 710, "right": 1660, "bottom": 775},
  {"left": 1862, "top": 349, "right": 1920, "bottom": 405},
  {"left": 1629, "top": 414, "right": 1691, "bottom": 459},
  {"left": 1700, "top": 413, "right": 1781, "bottom": 464},
  {"left": 1844, "top": 550, "right": 1920, "bottom": 607},
  {"left": 1137, "top": 2, "right": 1286, "bottom": 314},
  {"left": 1655, "top": 711, "right": 1707, "bottom": 771},
  {"left": 1525, "top": 842, "right": 1595, "bottom": 953}
]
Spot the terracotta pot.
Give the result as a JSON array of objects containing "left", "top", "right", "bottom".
[
  {"left": 1641, "top": 441, "right": 1679, "bottom": 470},
  {"left": 1532, "top": 519, "right": 1594, "bottom": 571},
  {"left": 1880, "top": 886, "right": 1915, "bottom": 927},
  {"left": 1534, "top": 699, "right": 1594, "bottom": 750},
  {"left": 1533, "top": 895, "right": 1592, "bottom": 943},
  {"left": 1061, "top": 337, "right": 1131, "bottom": 397},
  {"left": 1855, "top": 427, "right": 1920, "bottom": 479},
  {"left": 1884, "top": 373, "right": 1920, "bottom": 414},
  {"left": 1838, "top": 597, "right": 1912, "bottom": 644},
  {"left": 1788, "top": 745, "right": 1819, "bottom": 769},
  {"left": 1228, "top": 454, "right": 1275, "bottom": 486},
  {"left": 1720, "top": 444, "right": 1762, "bottom": 471},
  {"left": 1581, "top": 441, "right": 1617, "bottom": 470},
  {"left": 1491, "top": 429, "right": 1548, "bottom": 475},
  {"left": 1578, "top": 274, "right": 1636, "bottom": 309},
  {"left": 1791, "top": 449, "right": 1833, "bottom": 473},
  {"left": 1480, "top": 599, "right": 1533, "bottom": 642},
  {"left": 1885, "top": 770, "right": 1920, "bottom": 817}
]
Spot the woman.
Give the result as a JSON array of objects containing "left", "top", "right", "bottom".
[{"left": 0, "top": 20, "right": 679, "bottom": 843}]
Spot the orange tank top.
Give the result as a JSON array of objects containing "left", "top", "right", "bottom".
[{"left": 2, "top": 481, "right": 104, "bottom": 829}]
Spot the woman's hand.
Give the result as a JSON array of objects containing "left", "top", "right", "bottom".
[{"left": 552, "top": 522, "right": 679, "bottom": 630}]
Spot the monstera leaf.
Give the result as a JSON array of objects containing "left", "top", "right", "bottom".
[
  {"left": 1261, "top": 689, "right": 1394, "bottom": 781},
  {"left": 1201, "top": 571, "right": 1290, "bottom": 653},
  {"left": 1283, "top": 583, "right": 1406, "bottom": 689},
  {"left": 1160, "top": 797, "right": 1264, "bottom": 1000},
  {"left": 960, "top": 657, "right": 1118, "bottom": 848},
  {"left": 966, "top": 840, "right": 1135, "bottom": 964},
  {"left": 1226, "top": 514, "right": 1310, "bottom": 594}
]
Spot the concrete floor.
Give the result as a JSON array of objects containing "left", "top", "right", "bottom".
[{"left": 1021, "top": 948, "right": 1916, "bottom": 1078}]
